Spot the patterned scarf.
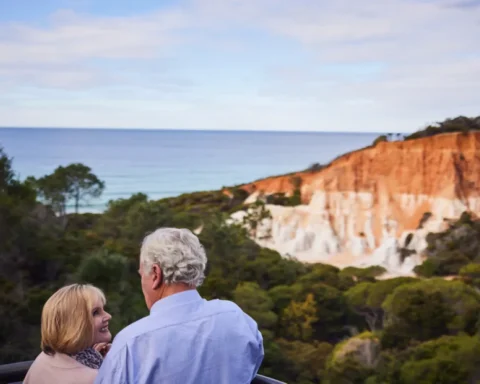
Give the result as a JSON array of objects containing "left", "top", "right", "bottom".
[{"left": 70, "top": 347, "right": 103, "bottom": 369}]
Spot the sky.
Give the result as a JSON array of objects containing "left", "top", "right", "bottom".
[{"left": 0, "top": 0, "right": 479, "bottom": 132}]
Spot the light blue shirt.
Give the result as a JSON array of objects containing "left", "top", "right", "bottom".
[{"left": 94, "top": 290, "right": 264, "bottom": 384}]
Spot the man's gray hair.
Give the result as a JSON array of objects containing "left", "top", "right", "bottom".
[{"left": 140, "top": 228, "right": 207, "bottom": 287}]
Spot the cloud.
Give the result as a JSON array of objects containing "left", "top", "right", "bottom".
[
  {"left": 0, "top": 8, "right": 189, "bottom": 64},
  {"left": 0, "top": 6, "right": 192, "bottom": 88},
  {"left": 239, "top": 0, "right": 480, "bottom": 123},
  {"left": 0, "top": 0, "right": 479, "bottom": 130},
  {"left": 0, "top": 64, "right": 109, "bottom": 90},
  {"left": 443, "top": 0, "right": 480, "bottom": 8}
]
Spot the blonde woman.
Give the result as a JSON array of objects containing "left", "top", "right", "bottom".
[{"left": 24, "top": 284, "right": 112, "bottom": 384}]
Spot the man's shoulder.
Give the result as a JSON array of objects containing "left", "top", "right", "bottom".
[
  {"left": 107, "top": 315, "right": 153, "bottom": 355},
  {"left": 204, "top": 298, "right": 254, "bottom": 321},
  {"left": 205, "top": 297, "right": 242, "bottom": 312},
  {"left": 204, "top": 298, "right": 260, "bottom": 333}
]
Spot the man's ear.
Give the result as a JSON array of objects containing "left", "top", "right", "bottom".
[{"left": 152, "top": 264, "right": 163, "bottom": 290}]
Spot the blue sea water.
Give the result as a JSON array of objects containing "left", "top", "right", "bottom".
[{"left": 0, "top": 128, "right": 380, "bottom": 212}]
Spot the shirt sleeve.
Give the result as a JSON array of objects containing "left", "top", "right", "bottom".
[
  {"left": 94, "top": 345, "right": 131, "bottom": 384},
  {"left": 243, "top": 311, "right": 265, "bottom": 380},
  {"left": 253, "top": 328, "right": 265, "bottom": 377}
]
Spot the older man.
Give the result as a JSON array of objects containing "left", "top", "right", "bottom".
[{"left": 95, "top": 227, "right": 264, "bottom": 384}]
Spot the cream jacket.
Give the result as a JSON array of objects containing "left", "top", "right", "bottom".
[{"left": 23, "top": 352, "right": 97, "bottom": 384}]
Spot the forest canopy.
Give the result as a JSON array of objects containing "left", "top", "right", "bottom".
[{"left": 1, "top": 145, "right": 480, "bottom": 384}]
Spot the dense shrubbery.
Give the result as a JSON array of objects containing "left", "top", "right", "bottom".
[
  {"left": 305, "top": 163, "right": 325, "bottom": 173},
  {"left": 404, "top": 116, "right": 480, "bottom": 141},
  {"left": 372, "top": 135, "right": 388, "bottom": 146},
  {"left": 2, "top": 146, "right": 480, "bottom": 383},
  {"left": 371, "top": 116, "right": 480, "bottom": 146},
  {"left": 259, "top": 176, "right": 303, "bottom": 207},
  {"left": 414, "top": 211, "right": 480, "bottom": 277}
]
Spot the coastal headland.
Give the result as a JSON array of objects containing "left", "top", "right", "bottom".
[{"left": 229, "top": 130, "right": 480, "bottom": 276}]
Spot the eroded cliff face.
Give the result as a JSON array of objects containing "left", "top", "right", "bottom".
[{"left": 230, "top": 132, "right": 480, "bottom": 275}]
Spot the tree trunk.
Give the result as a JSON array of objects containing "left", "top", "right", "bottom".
[{"left": 75, "top": 189, "right": 80, "bottom": 214}]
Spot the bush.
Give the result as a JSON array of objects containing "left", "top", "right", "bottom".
[
  {"left": 404, "top": 115, "right": 480, "bottom": 141},
  {"left": 372, "top": 135, "right": 388, "bottom": 146},
  {"left": 416, "top": 212, "right": 480, "bottom": 276},
  {"left": 305, "top": 162, "right": 325, "bottom": 172}
]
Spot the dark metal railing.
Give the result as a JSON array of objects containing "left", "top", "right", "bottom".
[
  {"left": 0, "top": 360, "right": 33, "bottom": 383},
  {"left": 251, "top": 374, "right": 285, "bottom": 384},
  {"left": 0, "top": 360, "right": 285, "bottom": 384}
]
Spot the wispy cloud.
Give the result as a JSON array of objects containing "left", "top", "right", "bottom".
[
  {"left": 0, "top": 7, "right": 191, "bottom": 89},
  {"left": 0, "top": 8, "right": 188, "bottom": 63},
  {"left": 0, "top": 0, "right": 479, "bottom": 131}
]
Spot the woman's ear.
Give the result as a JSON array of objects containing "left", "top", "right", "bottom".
[{"left": 152, "top": 264, "right": 163, "bottom": 290}]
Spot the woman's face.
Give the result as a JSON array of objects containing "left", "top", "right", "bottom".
[{"left": 92, "top": 298, "right": 112, "bottom": 344}]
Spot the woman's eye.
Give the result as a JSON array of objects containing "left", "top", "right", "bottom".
[{"left": 93, "top": 309, "right": 99, "bottom": 316}]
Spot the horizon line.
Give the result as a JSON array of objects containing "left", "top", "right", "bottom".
[{"left": 0, "top": 126, "right": 407, "bottom": 135}]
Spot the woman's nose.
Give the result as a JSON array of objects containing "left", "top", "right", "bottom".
[{"left": 104, "top": 311, "right": 112, "bottom": 321}]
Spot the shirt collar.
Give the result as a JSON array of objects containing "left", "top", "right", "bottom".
[{"left": 150, "top": 289, "right": 202, "bottom": 315}]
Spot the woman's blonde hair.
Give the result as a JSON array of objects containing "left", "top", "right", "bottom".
[{"left": 41, "top": 284, "right": 106, "bottom": 355}]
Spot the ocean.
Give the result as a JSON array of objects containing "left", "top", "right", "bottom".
[{"left": 0, "top": 128, "right": 380, "bottom": 212}]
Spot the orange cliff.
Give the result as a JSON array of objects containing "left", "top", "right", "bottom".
[{"left": 230, "top": 132, "right": 480, "bottom": 275}]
